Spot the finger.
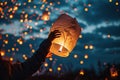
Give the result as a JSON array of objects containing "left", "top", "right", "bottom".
[{"left": 46, "top": 52, "right": 53, "bottom": 58}]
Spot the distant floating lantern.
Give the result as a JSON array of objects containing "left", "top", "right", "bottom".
[
  {"left": 109, "top": 0, "right": 112, "bottom": 2},
  {"left": 89, "top": 45, "right": 94, "bottom": 49},
  {"left": 49, "top": 68, "right": 53, "bottom": 72},
  {"left": 41, "top": 11, "right": 50, "bottom": 21},
  {"left": 84, "top": 45, "right": 89, "bottom": 49},
  {"left": 84, "top": 54, "right": 88, "bottom": 59},
  {"left": 79, "top": 69, "right": 84, "bottom": 76},
  {"left": 4, "top": 39, "right": 8, "bottom": 44},
  {"left": 9, "top": 57, "right": 14, "bottom": 62},
  {"left": 74, "top": 54, "right": 78, "bottom": 58},
  {"left": 9, "top": 14, "right": 13, "bottom": 19},
  {"left": 13, "top": 6, "right": 18, "bottom": 11},
  {"left": 17, "top": 38, "right": 23, "bottom": 45},
  {"left": 28, "top": 0, "right": 32, "bottom": 3},
  {"left": 49, "top": 14, "right": 81, "bottom": 57},
  {"left": 110, "top": 65, "right": 118, "bottom": 77},
  {"left": 22, "top": 54, "right": 28, "bottom": 60},
  {"left": 57, "top": 67, "right": 61, "bottom": 71},
  {"left": 44, "top": 62, "right": 48, "bottom": 67},
  {"left": 0, "top": 50, "right": 5, "bottom": 56},
  {"left": 84, "top": 8, "right": 88, "bottom": 12},
  {"left": 80, "top": 60, "right": 84, "bottom": 64}
]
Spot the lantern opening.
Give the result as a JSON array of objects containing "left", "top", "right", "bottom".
[{"left": 50, "top": 43, "right": 69, "bottom": 57}]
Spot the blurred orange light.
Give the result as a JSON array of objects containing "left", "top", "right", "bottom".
[
  {"left": 79, "top": 69, "right": 84, "bottom": 75},
  {"left": 49, "top": 68, "right": 53, "bottom": 72},
  {"left": 10, "top": 57, "right": 14, "bottom": 61},
  {"left": 0, "top": 51, "right": 5, "bottom": 56},
  {"left": 44, "top": 62, "right": 48, "bottom": 67}
]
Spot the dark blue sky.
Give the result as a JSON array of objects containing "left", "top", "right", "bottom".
[{"left": 0, "top": 0, "right": 120, "bottom": 73}]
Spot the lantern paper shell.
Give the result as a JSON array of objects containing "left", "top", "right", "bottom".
[{"left": 49, "top": 14, "right": 81, "bottom": 57}]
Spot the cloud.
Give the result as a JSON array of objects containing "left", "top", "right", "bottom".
[
  {"left": 82, "top": 21, "right": 120, "bottom": 34},
  {"left": 95, "top": 25, "right": 120, "bottom": 37}
]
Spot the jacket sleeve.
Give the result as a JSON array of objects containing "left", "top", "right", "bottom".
[{"left": 10, "top": 39, "right": 52, "bottom": 80}]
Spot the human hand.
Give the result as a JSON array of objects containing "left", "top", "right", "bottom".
[
  {"left": 46, "top": 30, "right": 61, "bottom": 58},
  {"left": 48, "top": 30, "right": 61, "bottom": 41}
]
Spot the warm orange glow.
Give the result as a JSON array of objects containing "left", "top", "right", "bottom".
[
  {"left": 4, "top": 1, "right": 7, "bottom": 5},
  {"left": 12, "top": 48, "right": 15, "bottom": 51},
  {"left": 49, "top": 57, "right": 53, "bottom": 61},
  {"left": 25, "top": 14, "right": 28, "bottom": 18},
  {"left": 109, "top": 0, "right": 112, "bottom": 2},
  {"left": 14, "top": 6, "right": 18, "bottom": 11},
  {"left": 44, "top": 62, "right": 48, "bottom": 67},
  {"left": 4, "top": 39, "right": 8, "bottom": 44},
  {"left": 9, "top": 14, "right": 13, "bottom": 19},
  {"left": 49, "top": 14, "right": 81, "bottom": 57},
  {"left": 80, "top": 60, "right": 84, "bottom": 64},
  {"left": 41, "top": 11, "right": 50, "bottom": 21},
  {"left": 84, "top": 54, "right": 88, "bottom": 59},
  {"left": 19, "top": 41, "right": 23, "bottom": 45},
  {"left": 111, "top": 71, "right": 118, "bottom": 77},
  {"left": 0, "top": 7, "right": 4, "bottom": 15},
  {"left": 6, "top": 34, "right": 8, "bottom": 37},
  {"left": 20, "top": 19, "right": 23, "bottom": 22},
  {"left": 89, "top": 45, "right": 94, "bottom": 49},
  {"left": 31, "top": 49, "right": 35, "bottom": 53},
  {"left": 79, "top": 34, "right": 82, "bottom": 38},
  {"left": 57, "top": 67, "right": 61, "bottom": 71},
  {"left": 79, "top": 69, "right": 84, "bottom": 75},
  {"left": 0, "top": 50, "right": 5, "bottom": 56},
  {"left": 46, "top": 52, "right": 52, "bottom": 58},
  {"left": 110, "top": 67, "right": 118, "bottom": 77},
  {"left": 10, "top": 57, "right": 14, "bottom": 61},
  {"left": 49, "top": 68, "right": 53, "bottom": 72},
  {"left": 84, "top": 8, "right": 88, "bottom": 12},
  {"left": 50, "top": 2, "right": 53, "bottom": 6},
  {"left": 74, "top": 54, "right": 78, "bottom": 58},
  {"left": 22, "top": 54, "right": 28, "bottom": 60},
  {"left": 42, "top": 0, "right": 47, "bottom": 3},
  {"left": 115, "top": 2, "right": 119, "bottom": 6},
  {"left": 28, "top": 0, "right": 32, "bottom": 3},
  {"left": 84, "top": 45, "right": 89, "bottom": 49},
  {"left": 17, "top": 39, "right": 23, "bottom": 45}
]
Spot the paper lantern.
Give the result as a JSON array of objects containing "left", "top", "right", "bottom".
[
  {"left": 110, "top": 66, "right": 118, "bottom": 77},
  {"left": 49, "top": 14, "right": 81, "bottom": 57},
  {"left": 41, "top": 11, "right": 50, "bottom": 21}
]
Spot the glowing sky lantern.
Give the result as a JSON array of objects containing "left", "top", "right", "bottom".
[
  {"left": 41, "top": 11, "right": 50, "bottom": 21},
  {"left": 110, "top": 65, "right": 118, "bottom": 77},
  {"left": 79, "top": 69, "right": 84, "bottom": 76},
  {"left": 0, "top": 50, "right": 5, "bottom": 56},
  {"left": 49, "top": 14, "right": 81, "bottom": 57}
]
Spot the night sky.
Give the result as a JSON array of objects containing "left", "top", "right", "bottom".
[{"left": 0, "top": 0, "right": 120, "bottom": 74}]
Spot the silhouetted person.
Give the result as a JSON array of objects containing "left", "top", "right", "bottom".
[{"left": 0, "top": 30, "right": 60, "bottom": 80}]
